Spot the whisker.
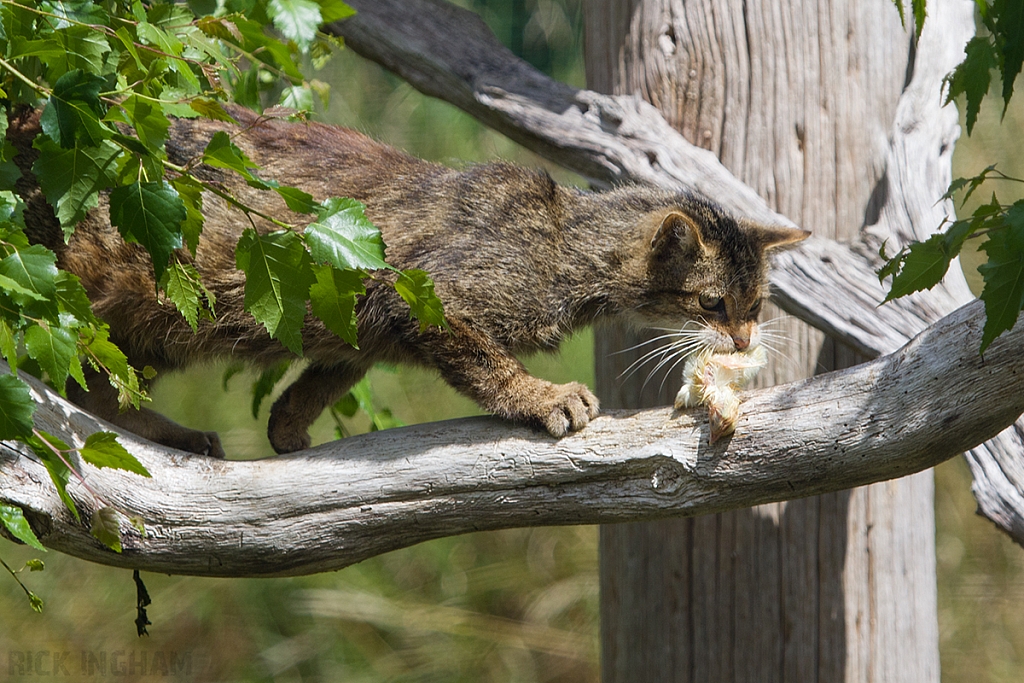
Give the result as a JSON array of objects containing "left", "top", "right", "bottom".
[
  {"left": 641, "top": 341, "right": 706, "bottom": 393},
  {"left": 658, "top": 348, "right": 698, "bottom": 395},
  {"left": 619, "top": 337, "right": 707, "bottom": 381},
  {"left": 611, "top": 330, "right": 702, "bottom": 355}
]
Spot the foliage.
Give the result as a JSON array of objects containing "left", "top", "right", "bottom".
[
  {"left": 883, "top": 0, "right": 1024, "bottom": 352},
  {"left": 0, "top": 0, "right": 445, "bottom": 606}
]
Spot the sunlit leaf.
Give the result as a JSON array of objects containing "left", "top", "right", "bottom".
[
  {"left": 90, "top": 507, "right": 122, "bottom": 553},
  {"left": 109, "top": 181, "right": 186, "bottom": 283},
  {"left": 235, "top": 228, "right": 316, "bottom": 355},
  {"left": 979, "top": 203, "right": 1024, "bottom": 352},
  {"left": 32, "top": 137, "right": 120, "bottom": 231},
  {"left": 0, "top": 503, "right": 46, "bottom": 551},
  {"left": 396, "top": 269, "right": 447, "bottom": 331},
  {"left": 80, "top": 432, "right": 151, "bottom": 477},
  {"left": 23, "top": 322, "right": 76, "bottom": 391},
  {"left": 309, "top": 264, "right": 363, "bottom": 348},
  {"left": 305, "top": 198, "right": 387, "bottom": 271},
  {"left": 27, "top": 431, "right": 78, "bottom": 522},
  {"left": 0, "top": 374, "right": 34, "bottom": 439}
]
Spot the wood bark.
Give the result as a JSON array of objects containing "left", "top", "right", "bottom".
[
  {"left": 329, "top": 0, "right": 1024, "bottom": 546},
  {"left": 1, "top": 299, "right": 1021, "bottom": 578}
]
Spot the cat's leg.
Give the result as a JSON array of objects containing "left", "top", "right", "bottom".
[
  {"left": 423, "top": 319, "right": 599, "bottom": 437},
  {"left": 267, "top": 361, "right": 370, "bottom": 454},
  {"left": 67, "top": 369, "right": 224, "bottom": 457}
]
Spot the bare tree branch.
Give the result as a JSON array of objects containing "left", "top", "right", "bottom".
[{"left": 1, "top": 299, "right": 1022, "bottom": 577}]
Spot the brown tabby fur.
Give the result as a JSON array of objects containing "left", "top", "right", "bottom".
[{"left": 8, "top": 106, "right": 808, "bottom": 456}]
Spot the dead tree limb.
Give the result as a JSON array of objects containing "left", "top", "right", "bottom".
[{"left": 1, "top": 299, "right": 1022, "bottom": 577}]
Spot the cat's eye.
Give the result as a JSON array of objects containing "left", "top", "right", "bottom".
[
  {"left": 699, "top": 294, "right": 724, "bottom": 311},
  {"left": 749, "top": 299, "right": 763, "bottom": 316}
]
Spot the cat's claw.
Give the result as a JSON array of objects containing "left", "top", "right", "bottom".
[{"left": 537, "top": 381, "right": 600, "bottom": 437}]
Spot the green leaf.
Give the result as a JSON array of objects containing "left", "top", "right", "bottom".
[
  {"left": 251, "top": 360, "right": 290, "bottom": 418},
  {"left": 221, "top": 360, "right": 246, "bottom": 391},
  {"left": 235, "top": 229, "right": 316, "bottom": 355},
  {"left": 109, "top": 181, "right": 186, "bottom": 283},
  {"left": 189, "top": 98, "right": 237, "bottom": 123},
  {"left": 305, "top": 197, "right": 387, "bottom": 271},
  {"left": 27, "top": 431, "right": 79, "bottom": 522},
  {"left": 83, "top": 329, "right": 141, "bottom": 410},
  {"left": 117, "top": 95, "right": 171, "bottom": 150},
  {"left": 113, "top": 26, "right": 144, "bottom": 69},
  {"left": 0, "top": 374, "right": 34, "bottom": 439},
  {"left": 0, "top": 272, "right": 45, "bottom": 301},
  {"left": 55, "top": 271, "right": 99, "bottom": 325},
  {"left": 270, "top": 0, "right": 322, "bottom": 51},
  {"left": 0, "top": 318, "right": 17, "bottom": 372},
  {"left": 32, "top": 137, "right": 120, "bottom": 231},
  {"left": 996, "top": 0, "right": 1024, "bottom": 109},
  {"left": 0, "top": 244, "right": 58, "bottom": 320},
  {"left": 90, "top": 507, "right": 122, "bottom": 553},
  {"left": 396, "top": 269, "right": 447, "bottom": 331},
  {"left": 170, "top": 176, "right": 205, "bottom": 256},
  {"left": 912, "top": 0, "right": 927, "bottom": 37},
  {"left": 317, "top": 0, "right": 357, "bottom": 24},
  {"left": 80, "top": 432, "right": 151, "bottom": 477},
  {"left": 40, "top": 69, "right": 109, "bottom": 149},
  {"left": 0, "top": 503, "right": 46, "bottom": 551},
  {"left": 44, "top": 26, "right": 111, "bottom": 81},
  {"left": 160, "top": 260, "right": 215, "bottom": 331},
  {"left": 279, "top": 85, "right": 313, "bottom": 110},
  {"left": 943, "top": 165, "right": 998, "bottom": 207},
  {"left": 23, "top": 323, "right": 76, "bottom": 391},
  {"left": 881, "top": 234, "right": 954, "bottom": 301},
  {"left": 978, "top": 205, "right": 1024, "bottom": 352},
  {"left": 202, "top": 130, "right": 269, "bottom": 188},
  {"left": 274, "top": 185, "right": 318, "bottom": 214},
  {"left": 946, "top": 37, "right": 998, "bottom": 135},
  {"left": 309, "top": 264, "right": 363, "bottom": 348},
  {"left": 228, "top": 15, "right": 305, "bottom": 81}
]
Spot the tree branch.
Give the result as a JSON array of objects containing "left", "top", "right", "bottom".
[{"left": 1, "top": 299, "right": 1022, "bottom": 577}]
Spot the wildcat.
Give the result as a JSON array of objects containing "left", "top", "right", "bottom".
[{"left": 9, "top": 106, "right": 808, "bottom": 456}]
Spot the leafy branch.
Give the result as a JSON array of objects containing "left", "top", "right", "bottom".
[
  {"left": 882, "top": 0, "right": 1024, "bottom": 352},
  {"left": 0, "top": 0, "right": 443, "bottom": 607}
]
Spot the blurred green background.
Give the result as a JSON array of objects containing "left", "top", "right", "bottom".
[{"left": 2, "top": 1, "right": 1024, "bottom": 681}]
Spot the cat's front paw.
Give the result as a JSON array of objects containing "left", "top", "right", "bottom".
[{"left": 531, "top": 381, "right": 600, "bottom": 437}]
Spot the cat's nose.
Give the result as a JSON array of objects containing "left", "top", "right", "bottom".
[{"left": 732, "top": 336, "right": 750, "bottom": 351}]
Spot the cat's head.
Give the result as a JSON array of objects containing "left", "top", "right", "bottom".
[{"left": 631, "top": 196, "right": 809, "bottom": 353}]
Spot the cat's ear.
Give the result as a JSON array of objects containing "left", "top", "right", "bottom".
[
  {"left": 651, "top": 211, "right": 706, "bottom": 254},
  {"left": 745, "top": 221, "right": 811, "bottom": 250}
]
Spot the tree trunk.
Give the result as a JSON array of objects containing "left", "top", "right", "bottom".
[{"left": 589, "top": 2, "right": 941, "bottom": 680}]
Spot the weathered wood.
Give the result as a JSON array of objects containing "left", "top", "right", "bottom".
[
  {"left": 329, "top": 0, "right": 1024, "bottom": 546},
  {"left": 586, "top": 0, "right": 960, "bottom": 680},
  {"left": 0, "top": 299, "right": 1020, "bottom": 578}
]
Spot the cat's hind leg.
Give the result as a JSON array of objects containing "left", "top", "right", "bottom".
[{"left": 267, "top": 361, "right": 371, "bottom": 454}]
